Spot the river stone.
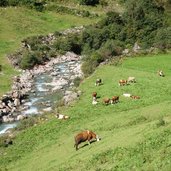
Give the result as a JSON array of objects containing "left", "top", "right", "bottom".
[{"left": 43, "top": 107, "right": 52, "bottom": 112}]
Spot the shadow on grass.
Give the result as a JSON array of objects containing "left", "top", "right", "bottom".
[{"left": 79, "top": 139, "right": 97, "bottom": 150}]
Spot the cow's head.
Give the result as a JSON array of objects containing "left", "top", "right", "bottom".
[{"left": 96, "top": 135, "right": 100, "bottom": 141}]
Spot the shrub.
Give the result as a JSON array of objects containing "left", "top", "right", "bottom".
[
  {"left": 53, "top": 33, "right": 82, "bottom": 54},
  {"left": 0, "top": 65, "right": 2, "bottom": 72},
  {"left": 0, "top": 0, "right": 46, "bottom": 11},
  {"left": 73, "top": 77, "right": 82, "bottom": 87},
  {"left": 19, "top": 51, "right": 41, "bottom": 69},
  {"left": 99, "top": 39, "right": 124, "bottom": 60},
  {"left": 99, "top": 0, "right": 108, "bottom": 7},
  {"left": 53, "top": 38, "right": 72, "bottom": 54},
  {"left": 81, "top": 52, "right": 101, "bottom": 76},
  {"left": 156, "top": 118, "right": 166, "bottom": 127},
  {"left": 0, "top": 0, "right": 8, "bottom": 6},
  {"left": 79, "top": 0, "right": 99, "bottom": 6},
  {"left": 15, "top": 116, "right": 37, "bottom": 131},
  {"left": 153, "top": 27, "right": 171, "bottom": 49},
  {"left": 7, "top": 0, "right": 20, "bottom": 6}
]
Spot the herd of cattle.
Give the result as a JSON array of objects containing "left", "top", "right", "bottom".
[
  {"left": 42, "top": 70, "right": 165, "bottom": 150},
  {"left": 72, "top": 70, "right": 165, "bottom": 150},
  {"left": 92, "top": 76, "right": 138, "bottom": 106}
]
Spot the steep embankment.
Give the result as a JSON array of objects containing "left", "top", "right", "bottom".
[
  {"left": 0, "top": 7, "right": 97, "bottom": 96},
  {"left": 1, "top": 54, "right": 171, "bottom": 170}
]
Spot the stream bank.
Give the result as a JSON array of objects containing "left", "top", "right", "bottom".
[{"left": 0, "top": 52, "right": 83, "bottom": 134}]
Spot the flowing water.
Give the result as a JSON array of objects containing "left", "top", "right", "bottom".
[{"left": 0, "top": 61, "right": 81, "bottom": 134}]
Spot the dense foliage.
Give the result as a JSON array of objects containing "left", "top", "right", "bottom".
[
  {"left": 0, "top": 0, "right": 46, "bottom": 11},
  {"left": 8, "top": 0, "right": 171, "bottom": 75},
  {"left": 79, "top": 0, "right": 99, "bottom": 6}
]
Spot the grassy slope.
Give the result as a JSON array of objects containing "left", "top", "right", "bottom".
[
  {"left": 0, "top": 7, "right": 97, "bottom": 96},
  {"left": 1, "top": 53, "right": 171, "bottom": 171}
]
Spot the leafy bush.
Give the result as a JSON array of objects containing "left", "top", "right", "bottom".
[
  {"left": 79, "top": 0, "right": 99, "bottom": 6},
  {"left": 15, "top": 116, "right": 37, "bottom": 131},
  {"left": 0, "top": 0, "right": 8, "bottom": 6},
  {"left": 81, "top": 52, "right": 102, "bottom": 76},
  {"left": 99, "top": 0, "right": 108, "bottom": 7},
  {"left": 19, "top": 51, "right": 42, "bottom": 69},
  {"left": 0, "top": 0, "right": 46, "bottom": 11},
  {"left": 73, "top": 77, "right": 82, "bottom": 87},
  {"left": 99, "top": 39, "right": 123, "bottom": 60},
  {"left": 153, "top": 27, "right": 171, "bottom": 49},
  {"left": 156, "top": 117, "right": 166, "bottom": 127},
  {"left": 53, "top": 33, "right": 82, "bottom": 54}
]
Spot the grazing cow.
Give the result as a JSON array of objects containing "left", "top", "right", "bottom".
[
  {"left": 92, "top": 92, "right": 97, "bottom": 99},
  {"left": 123, "top": 93, "right": 131, "bottom": 97},
  {"left": 56, "top": 113, "right": 70, "bottom": 120},
  {"left": 119, "top": 80, "right": 127, "bottom": 86},
  {"left": 111, "top": 96, "right": 119, "bottom": 104},
  {"left": 74, "top": 130, "right": 100, "bottom": 150},
  {"left": 127, "top": 77, "right": 136, "bottom": 83},
  {"left": 130, "top": 95, "right": 140, "bottom": 99},
  {"left": 103, "top": 98, "right": 111, "bottom": 105},
  {"left": 95, "top": 78, "right": 102, "bottom": 86},
  {"left": 158, "top": 70, "right": 165, "bottom": 77}
]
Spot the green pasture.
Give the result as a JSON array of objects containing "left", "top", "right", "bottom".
[
  {"left": 0, "top": 7, "right": 97, "bottom": 96},
  {"left": 1, "top": 54, "right": 171, "bottom": 171}
]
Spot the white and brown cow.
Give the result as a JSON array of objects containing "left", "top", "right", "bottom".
[
  {"left": 157, "top": 70, "right": 165, "bottom": 77},
  {"left": 127, "top": 77, "right": 136, "bottom": 83},
  {"left": 95, "top": 78, "right": 102, "bottom": 86},
  {"left": 56, "top": 113, "right": 70, "bottom": 120},
  {"left": 74, "top": 130, "right": 100, "bottom": 150}
]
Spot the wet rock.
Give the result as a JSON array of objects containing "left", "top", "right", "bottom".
[
  {"left": 63, "top": 91, "right": 78, "bottom": 105},
  {"left": 43, "top": 107, "right": 52, "bottom": 112},
  {"left": 14, "top": 98, "right": 20, "bottom": 107},
  {"left": 16, "top": 114, "right": 27, "bottom": 121}
]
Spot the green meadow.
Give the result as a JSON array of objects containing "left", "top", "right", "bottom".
[
  {"left": 1, "top": 53, "right": 171, "bottom": 171},
  {"left": 0, "top": 7, "right": 97, "bottom": 96}
]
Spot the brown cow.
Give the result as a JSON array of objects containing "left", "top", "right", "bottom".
[
  {"left": 74, "top": 130, "right": 100, "bottom": 150},
  {"left": 111, "top": 96, "right": 119, "bottom": 104},
  {"left": 130, "top": 95, "right": 140, "bottom": 99},
  {"left": 119, "top": 80, "right": 127, "bottom": 86},
  {"left": 103, "top": 98, "right": 111, "bottom": 105}
]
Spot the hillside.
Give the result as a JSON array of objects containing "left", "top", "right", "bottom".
[
  {"left": 1, "top": 53, "right": 171, "bottom": 170},
  {"left": 0, "top": 0, "right": 171, "bottom": 170},
  {"left": 0, "top": 6, "right": 98, "bottom": 96}
]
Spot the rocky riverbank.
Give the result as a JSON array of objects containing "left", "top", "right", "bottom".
[{"left": 0, "top": 52, "right": 83, "bottom": 125}]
